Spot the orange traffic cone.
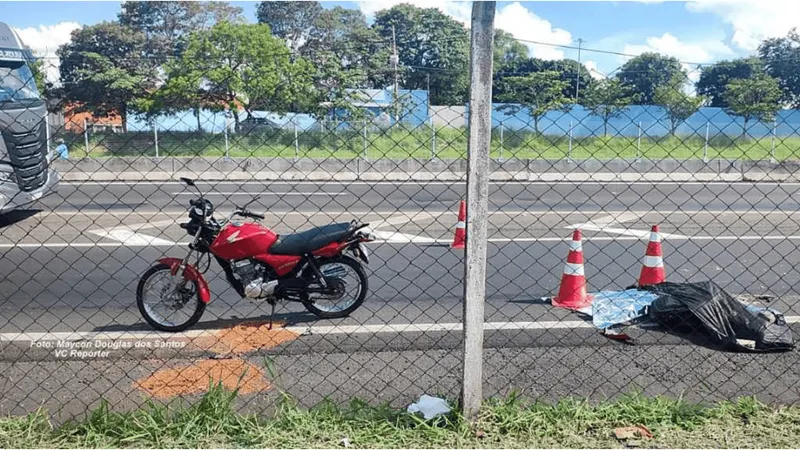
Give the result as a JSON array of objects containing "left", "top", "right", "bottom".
[
  {"left": 451, "top": 200, "right": 466, "bottom": 249},
  {"left": 638, "top": 225, "right": 666, "bottom": 286},
  {"left": 552, "top": 229, "right": 593, "bottom": 310}
]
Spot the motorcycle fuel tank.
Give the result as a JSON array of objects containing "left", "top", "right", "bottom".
[{"left": 210, "top": 222, "right": 278, "bottom": 260}]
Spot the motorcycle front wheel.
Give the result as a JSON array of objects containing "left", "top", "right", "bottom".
[
  {"left": 302, "top": 256, "right": 368, "bottom": 319},
  {"left": 136, "top": 263, "right": 206, "bottom": 332}
]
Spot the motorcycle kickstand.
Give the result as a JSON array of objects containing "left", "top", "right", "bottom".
[{"left": 268, "top": 301, "right": 276, "bottom": 330}]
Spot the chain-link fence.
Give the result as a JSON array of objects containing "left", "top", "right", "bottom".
[{"left": 1, "top": 12, "right": 799, "bottom": 422}]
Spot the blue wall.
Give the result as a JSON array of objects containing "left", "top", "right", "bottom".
[
  {"left": 489, "top": 105, "right": 800, "bottom": 139},
  {"left": 127, "top": 88, "right": 431, "bottom": 133}
]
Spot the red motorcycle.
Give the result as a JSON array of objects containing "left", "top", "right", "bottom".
[{"left": 136, "top": 177, "right": 375, "bottom": 332}]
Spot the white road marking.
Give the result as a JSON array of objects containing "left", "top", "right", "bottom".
[
  {"left": 7, "top": 235, "right": 800, "bottom": 249},
  {"left": 575, "top": 225, "right": 689, "bottom": 239},
  {"left": 65, "top": 180, "right": 800, "bottom": 187},
  {"left": 4, "top": 316, "right": 799, "bottom": 342},
  {"left": 371, "top": 230, "right": 440, "bottom": 244},
  {"left": 89, "top": 229, "right": 176, "bottom": 246},
  {"left": 171, "top": 192, "right": 346, "bottom": 196}
]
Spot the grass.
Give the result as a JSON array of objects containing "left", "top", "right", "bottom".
[
  {"left": 2, "top": 386, "right": 800, "bottom": 448},
  {"left": 57, "top": 127, "right": 800, "bottom": 161}
]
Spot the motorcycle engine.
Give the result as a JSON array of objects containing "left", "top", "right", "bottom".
[{"left": 232, "top": 259, "right": 278, "bottom": 299}]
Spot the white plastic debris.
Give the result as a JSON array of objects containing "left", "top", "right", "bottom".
[{"left": 407, "top": 394, "right": 451, "bottom": 419}]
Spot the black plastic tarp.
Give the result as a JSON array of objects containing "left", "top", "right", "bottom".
[{"left": 641, "top": 281, "right": 794, "bottom": 352}]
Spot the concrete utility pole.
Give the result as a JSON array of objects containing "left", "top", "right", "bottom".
[
  {"left": 575, "top": 38, "right": 584, "bottom": 102},
  {"left": 461, "top": 0, "right": 495, "bottom": 422}
]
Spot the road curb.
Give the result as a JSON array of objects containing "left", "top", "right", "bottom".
[{"left": 52, "top": 157, "right": 800, "bottom": 183}]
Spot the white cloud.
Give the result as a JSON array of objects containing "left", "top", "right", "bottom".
[
  {"left": 12, "top": 22, "right": 81, "bottom": 83},
  {"left": 583, "top": 60, "right": 605, "bottom": 79},
  {"left": 687, "top": 1, "right": 800, "bottom": 52},
  {"left": 495, "top": 2, "right": 572, "bottom": 60},
  {"left": 356, "top": 1, "right": 572, "bottom": 61},
  {"left": 622, "top": 32, "right": 732, "bottom": 64}
]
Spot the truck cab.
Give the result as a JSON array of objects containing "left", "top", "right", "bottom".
[{"left": 0, "top": 22, "right": 58, "bottom": 213}]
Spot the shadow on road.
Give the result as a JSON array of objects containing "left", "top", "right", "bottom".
[
  {"left": 0, "top": 209, "right": 41, "bottom": 227},
  {"left": 93, "top": 311, "right": 320, "bottom": 333}
]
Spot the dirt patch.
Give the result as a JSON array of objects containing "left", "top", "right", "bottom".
[
  {"left": 133, "top": 358, "right": 271, "bottom": 399},
  {"left": 191, "top": 321, "right": 300, "bottom": 355}
]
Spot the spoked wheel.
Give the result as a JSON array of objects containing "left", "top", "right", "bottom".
[
  {"left": 302, "top": 256, "right": 367, "bottom": 319},
  {"left": 136, "top": 263, "right": 206, "bottom": 332}
]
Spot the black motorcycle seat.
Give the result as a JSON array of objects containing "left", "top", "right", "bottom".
[{"left": 270, "top": 222, "right": 354, "bottom": 256}]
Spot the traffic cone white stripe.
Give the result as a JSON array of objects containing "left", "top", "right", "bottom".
[
  {"left": 649, "top": 231, "right": 660, "bottom": 242},
  {"left": 563, "top": 263, "right": 585, "bottom": 276},
  {"left": 643, "top": 255, "right": 664, "bottom": 267},
  {"left": 455, "top": 221, "right": 465, "bottom": 228},
  {"left": 569, "top": 239, "right": 582, "bottom": 251}
]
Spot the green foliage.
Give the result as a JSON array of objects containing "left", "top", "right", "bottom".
[
  {"left": 653, "top": 84, "right": 704, "bottom": 135},
  {"left": 497, "top": 71, "right": 571, "bottom": 133},
  {"left": 696, "top": 57, "right": 764, "bottom": 107},
  {"left": 255, "top": 1, "right": 323, "bottom": 53},
  {"left": 161, "top": 22, "right": 310, "bottom": 129},
  {"left": 494, "top": 57, "right": 594, "bottom": 102},
  {"left": 723, "top": 74, "right": 782, "bottom": 135},
  {"left": 616, "top": 52, "right": 686, "bottom": 105},
  {"left": 493, "top": 29, "right": 529, "bottom": 69},
  {"left": 581, "top": 79, "right": 638, "bottom": 135},
  {"left": 758, "top": 28, "right": 800, "bottom": 107},
  {"left": 373, "top": 4, "right": 469, "bottom": 105},
  {"left": 57, "top": 21, "right": 158, "bottom": 130},
  {"left": 119, "top": 1, "right": 244, "bottom": 59}
]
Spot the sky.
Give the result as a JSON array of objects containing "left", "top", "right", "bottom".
[{"left": 3, "top": 0, "right": 798, "bottom": 83}]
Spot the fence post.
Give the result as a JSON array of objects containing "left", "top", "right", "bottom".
[
  {"left": 224, "top": 122, "right": 230, "bottom": 159},
  {"left": 363, "top": 120, "right": 368, "bottom": 161},
  {"left": 567, "top": 121, "right": 573, "bottom": 160},
  {"left": 703, "top": 122, "right": 709, "bottom": 163},
  {"left": 499, "top": 124, "right": 504, "bottom": 161},
  {"left": 84, "top": 118, "right": 90, "bottom": 156},
  {"left": 294, "top": 122, "right": 299, "bottom": 162},
  {"left": 461, "top": 0, "right": 494, "bottom": 422},
  {"left": 430, "top": 116, "right": 436, "bottom": 160},
  {"left": 636, "top": 121, "right": 642, "bottom": 160},
  {"left": 154, "top": 121, "right": 160, "bottom": 158},
  {"left": 770, "top": 121, "right": 777, "bottom": 163}
]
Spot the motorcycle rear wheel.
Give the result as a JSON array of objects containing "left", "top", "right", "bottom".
[
  {"left": 137, "top": 263, "right": 206, "bottom": 332},
  {"left": 302, "top": 256, "right": 367, "bottom": 319}
]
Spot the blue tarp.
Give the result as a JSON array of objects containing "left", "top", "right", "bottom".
[{"left": 590, "top": 289, "right": 659, "bottom": 330}]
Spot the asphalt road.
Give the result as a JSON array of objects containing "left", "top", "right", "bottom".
[{"left": 2, "top": 179, "right": 800, "bottom": 418}]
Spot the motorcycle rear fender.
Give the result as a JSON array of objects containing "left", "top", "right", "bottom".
[{"left": 158, "top": 257, "right": 211, "bottom": 303}]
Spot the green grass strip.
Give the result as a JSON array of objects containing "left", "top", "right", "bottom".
[{"left": 2, "top": 386, "right": 799, "bottom": 448}]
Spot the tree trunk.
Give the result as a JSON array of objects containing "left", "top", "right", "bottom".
[
  {"left": 603, "top": 118, "right": 608, "bottom": 137},
  {"left": 533, "top": 116, "right": 540, "bottom": 134},
  {"left": 120, "top": 104, "right": 127, "bottom": 133},
  {"left": 741, "top": 117, "right": 749, "bottom": 140},
  {"left": 232, "top": 109, "right": 240, "bottom": 133},
  {"left": 195, "top": 108, "right": 202, "bottom": 133}
]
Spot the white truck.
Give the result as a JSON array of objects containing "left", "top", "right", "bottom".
[{"left": 0, "top": 21, "right": 58, "bottom": 213}]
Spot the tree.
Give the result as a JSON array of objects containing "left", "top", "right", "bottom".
[
  {"left": 722, "top": 74, "right": 782, "bottom": 138},
  {"left": 696, "top": 57, "right": 764, "bottom": 107},
  {"left": 161, "top": 22, "right": 310, "bottom": 130},
  {"left": 256, "top": 1, "right": 323, "bottom": 53},
  {"left": 373, "top": 4, "right": 469, "bottom": 105},
  {"left": 119, "top": 1, "right": 244, "bottom": 59},
  {"left": 493, "top": 57, "right": 594, "bottom": 102},
  {"left": 653, "top": 84, "right": 704, "bottom": 135},
  {"left": 57, "top": 22, "right": 157, "bottom": 131},
  {"left": 758, "top": 28, "right": 800, "bottom": 107},
  {"left": 581, "top": 79, "right": 637, "bottom": 136},
  {"left": 494, "top": 29, "right": 528, "bottom": 69},
  {"left": 616, "top": 52, "right": 686, "bottom": 105},
  {"left": 497, "top": 71, "right": 570, "bottom": 134}
]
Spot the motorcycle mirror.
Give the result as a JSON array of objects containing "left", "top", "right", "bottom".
[
  {"left": 242, "top": 196, "right": 259, "bottom": 208},
  {"left": 180, "top": 177, "right": 196, "bottom": 187}
]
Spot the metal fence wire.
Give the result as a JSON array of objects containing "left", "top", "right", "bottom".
[{"left": 1, "top": 33, "right": 800, "bottom": 422}]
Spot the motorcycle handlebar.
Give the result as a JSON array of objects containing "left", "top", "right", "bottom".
[{"left": 238, "top": 210, "right": 265, "bottom": 220}]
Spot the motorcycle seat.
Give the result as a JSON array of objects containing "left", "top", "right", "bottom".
[{"left": 270, "top": 222, "right": 353, "bottom": 256}]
